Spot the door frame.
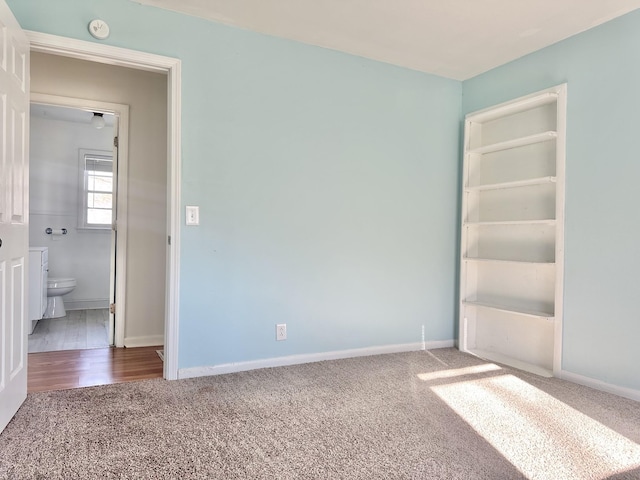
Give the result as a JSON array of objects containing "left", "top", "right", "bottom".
[
  {"left": 31, "top": 93, "right": 129, "bottom": 348},
  {"left": 26, "top": 31, "right": 182, "bottom": 380}
]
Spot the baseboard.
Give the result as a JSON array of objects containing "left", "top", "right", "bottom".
[
  {"left": 124, "top": 335, "right": 164, "bottom": 348},
  {"left": 65, "top": 299, "right": 109, "bottom": 310},
  {"left": 178, "top": 340, "right": 454, "bottom": 380},
  {"left": 560, "top": 370, "right": 640, "bottom": 402},
  {"left": 424, "top": 339, "right": 455, "bottom": 350}
]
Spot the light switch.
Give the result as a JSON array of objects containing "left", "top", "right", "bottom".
[{"left": 185, "top": 205, "right": 200, "bottom": 226}]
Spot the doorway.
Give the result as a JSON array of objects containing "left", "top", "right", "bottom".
[
  {"left": 0, "top": 5, "right": 180, "bottom": 434},
  {"left": 28, "top": 101, "right": 120, "bottom": 354},
  {"left": 26, "top": 57, "right": 166, "bottom": 389},
  {"left": 30, "top": 51, "right": 167, "bottom": 349},
  {"left": 26, "top": 31, "right": 181, "bottom": 381}
]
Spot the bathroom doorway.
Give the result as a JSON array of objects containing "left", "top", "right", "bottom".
[
  {"left": 22, "top": 35, "right": 180, "bottom": 382},
  {"left": 26, "top": 49, "right": 169, "bottom": 367},
  {"left": 28, "top": 100, "right": 126, "bottom": 353}
]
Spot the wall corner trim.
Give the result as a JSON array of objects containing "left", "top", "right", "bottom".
[
  {"left": 178, "top": 340, "right": 455, "bottom": 380},
  {"left": 560, "top": 370, "right": 640, "bottom": 402}
]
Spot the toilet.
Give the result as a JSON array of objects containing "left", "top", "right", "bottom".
[{"left": 44, "top": 277, "right": 77, "bottom": 319}]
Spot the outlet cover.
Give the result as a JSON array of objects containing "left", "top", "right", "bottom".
[{"left": 276, "top": 323, "right": 287, "bottom": 341}]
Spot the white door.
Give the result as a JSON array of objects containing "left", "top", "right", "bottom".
[{"left": 0, "top": 0, "right": 30, "bottom": 434}]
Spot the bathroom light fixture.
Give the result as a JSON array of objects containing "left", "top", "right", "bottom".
[{"left": 91, "top": 112, "right": 105, "bottom": 129}]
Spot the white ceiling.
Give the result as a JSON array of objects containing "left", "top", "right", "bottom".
[
  {"left": 133, "top": 0, "right": 640, "bottom": 80},
  {"left": 31, "top": 104, "right": 115, "bottom": 127}
]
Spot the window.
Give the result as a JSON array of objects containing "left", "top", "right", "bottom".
[{"left": 78, "top": 149, "right": 114, "bottom": 229}]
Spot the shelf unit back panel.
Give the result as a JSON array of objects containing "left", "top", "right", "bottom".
[
  {"left": 468, "top": 141, "right": 556, "bottom": 187},
  {"left": 469, "top": 103, "right": 557, "bottom": 150},
  {"left": 467, "top": 183, "right": 556, "bottom": 222},
  {"left": 465, "top": 307, "right": 554, "bottom": 370},
  {"left": 464, "top": 261, "right": 556, "bottom": 314},
  {"left": 465, "top": 224, "right": 555, "bottom": 263}
]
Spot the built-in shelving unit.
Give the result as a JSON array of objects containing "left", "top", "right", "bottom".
[{"left": 459, "top": 84, "right": 567, "bottom": 377}]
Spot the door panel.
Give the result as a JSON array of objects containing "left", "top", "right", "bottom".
[
  {"left": 10, "top": 259, "right": 24, "bottom": 376},
  {"left": 12, "top": 108, "right": 26, "bottom": 220},
  {"left": 0, "top": 0, "right": 29, "bottom": 434}
]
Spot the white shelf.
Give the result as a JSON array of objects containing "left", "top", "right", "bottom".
[
  {"left": 466, "top": 349, "right": 553, "bottom": 377},
  {"left": 466, "top": 176, "right": 556, "bottom": 192},
  {"left": 463, "top": 257, "right": 554, "bottom": 266},
  {"left": 462, "top": 300, "right": 554, "bottom": 321},
  {"left": 466, "top": 91, "right": 558, "bottom": 123},
  {"left": 464, "top": 219, "right": 556, "bottom": 227},
  {"left": 460, "top": 84, "right": 566, "bottom": 378},
  {"left": 469, "top": 131, "right": 557, "bottom": 155}
]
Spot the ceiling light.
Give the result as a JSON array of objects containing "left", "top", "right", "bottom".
[{"left": 91, "top": 112, "right": 105, "bottom": 129}]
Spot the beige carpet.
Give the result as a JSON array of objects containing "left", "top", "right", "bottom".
[{"left": 1, "top": 348, "right": 639, "bottom": 479}]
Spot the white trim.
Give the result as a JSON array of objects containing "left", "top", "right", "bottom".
[
  {"left": 178, "top": 340, "right": 454, "bottom": 379},
  {"left": 553, "top": 83, "right": 567, "bottom": 377},
  {"left": 26, "top": 31, "right": 177, "bottom": 73},
  {"left": 464, "top": 89, "right": 559, "bottom": 123},
  {"left": 165, "top": 58, "right": 181, "bottom": 381},
  {"left": 560, "top": 370, "right": 640, "bottom": 402},
  {"left": 27, "top": 31, "right": 181, "bottom": 380},
  {"left": 124, "top": 335, "right": 165, "bottom": 348},
  {"left": 423, "top": 339, "right": 455, "bottom": 349}
]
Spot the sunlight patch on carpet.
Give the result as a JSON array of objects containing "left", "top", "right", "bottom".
[
  {"left": 417, "top": 363, "right": 501, "bottom": 381},
  {"left": 423, "top": 371, "right": 640, "bottom": 479}
]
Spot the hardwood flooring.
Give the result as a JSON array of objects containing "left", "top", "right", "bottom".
[
  {"left": 28, "top": 346, "right": 164, "bottom": 393},
  {"left": 28, "top": 309, "right": 109, "bottom": 353}
]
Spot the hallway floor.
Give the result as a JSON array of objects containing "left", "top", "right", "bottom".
[
  {"left": 28, "top": 346, "right": 164, "bottom": 393},
  {"left": 28, "top": 309, "right": 109, "bottom": 353}
]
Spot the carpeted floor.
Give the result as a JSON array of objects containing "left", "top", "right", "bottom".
[{"left": 1, "top": 348, "right": 640, "bottom": 479}]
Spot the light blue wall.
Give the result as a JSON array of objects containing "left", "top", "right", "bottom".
[
  {"left": 9, "top": 0, "right": 462, "bottom": 368},
  {"left": 463, "top": 10, "right": 640, "bottom": 390}
]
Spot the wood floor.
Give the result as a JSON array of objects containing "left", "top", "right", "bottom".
[{"left": 28, "top": 346, "right": 164, "bottom": 393}]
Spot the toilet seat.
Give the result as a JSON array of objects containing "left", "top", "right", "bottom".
[{"left": 47, "top": 277, "right": 76, "bottom": 289}]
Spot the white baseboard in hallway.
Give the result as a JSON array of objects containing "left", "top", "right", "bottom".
[{"left": 28, "top": 309, "right": 110, "bottom": 354}]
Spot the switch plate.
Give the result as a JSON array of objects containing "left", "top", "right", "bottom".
[{"left": 186, "top": 205, "right": 200, "bottom": 226}]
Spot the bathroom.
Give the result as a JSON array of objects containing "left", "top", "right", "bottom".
[{"left": 28, "top": 103, "right": 116, "bottom": 353}]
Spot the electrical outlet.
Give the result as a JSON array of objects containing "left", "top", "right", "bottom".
[{"left": 276, "top": 323, "right": 287, "bottom": 341}]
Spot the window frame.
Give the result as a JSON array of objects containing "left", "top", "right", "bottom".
[{"left": 77, "top": 148, "right": 114, "bottom": 231}]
